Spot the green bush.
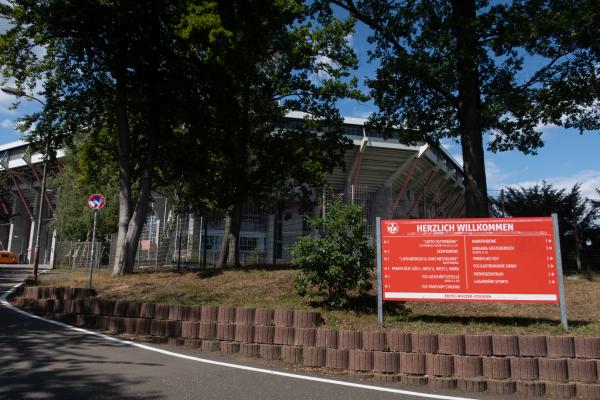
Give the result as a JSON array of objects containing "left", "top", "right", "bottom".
[{"left": 291, "top": 200, "right": 375, "bottom": 308}]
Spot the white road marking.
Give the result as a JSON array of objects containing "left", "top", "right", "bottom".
[{"left": 1, "top": 280, "right": 479, "bottom": 400}]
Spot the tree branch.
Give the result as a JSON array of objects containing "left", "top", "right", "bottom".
[
  {"left": 517, "top": 53, "right": 569, "bottom": 89},
  {"left": 329, "top": 0, "right": 459, "bottom": 107}
]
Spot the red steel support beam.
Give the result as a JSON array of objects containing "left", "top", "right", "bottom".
[
  {"left": 430, "top": 177, "right": 450, "bottom": 207},
  {"left": 406, "top": 169, "right": 437, "bottom": 217},
  {"left": 390, "top": 157, "right": 419, "bottom": 213},
  {"left": 9, "top": 172, "right": 33, "bottom": 219},
  {"left": 445, "top": 193, "right": 463, "bottom": 218},
  {"left": 435, "top": 187, "right": 460, "bottom": 217},
  {"left": 351, "top": 151, "right": 364, "bottom": 186},
  {"left": 0, "top": 199, "right": 10, "bottom": 216}
]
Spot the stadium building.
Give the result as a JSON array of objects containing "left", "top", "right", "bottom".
[{"left": 0, "top": 113, "right": 464, "bottom": 267}]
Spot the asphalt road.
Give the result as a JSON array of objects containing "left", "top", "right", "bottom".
[{"left": 0, "top": 265, "right": 499, "bottom": 400}]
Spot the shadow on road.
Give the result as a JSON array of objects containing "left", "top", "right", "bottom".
[{"left": 0, "top": 307, "right": 163, "bottom": 400}]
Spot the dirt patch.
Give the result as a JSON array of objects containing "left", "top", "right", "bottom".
[{"left": 40, "top": 268, "right": 600, "bottom": 336}]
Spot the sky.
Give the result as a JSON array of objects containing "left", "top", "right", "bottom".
[
  {"left": 334, "top": 19, "right": 600, "bottom": 201},
  {"left": 0, "top": 10, "right": 599, "bottom": 201}
]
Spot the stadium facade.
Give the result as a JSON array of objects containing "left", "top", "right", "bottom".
[{"left": 0, "top": 113, "right": 464, "bottom": 266}]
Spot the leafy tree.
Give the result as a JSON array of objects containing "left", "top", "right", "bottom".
[
  {"left": 292, "top": 200, "right": 375, "bottom": 307},
  {"left": 48, "top": 149, "right": 119, "bottom": 243},
  {"left": 177, "top": 0, "right": 361, "bottom": 267},
  {"left": 0, "top": 1, "right": 206, "bottom": 274},
  {"left": 501, "top": 182, "right": 599, "bottom": 272},
  {"left": 317, "top": 0, "right": 600, "bottom": 217}
]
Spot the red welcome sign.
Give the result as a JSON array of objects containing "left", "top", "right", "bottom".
[{"left": 380, "top": 217, "right": 559, "bottom": 303}]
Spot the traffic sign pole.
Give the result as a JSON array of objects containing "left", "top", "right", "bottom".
[
  {"left": 88, "top": 208, "right": 98, "bottom": 289},
  {"left": 86, "top": 193, "right": 105, "bottom": 289},
  {"left": 376, "top": 217, "right": 383, "bottom": 325},
  {"left": 552, "top": 213, "right": 569, "bottom": 331}
]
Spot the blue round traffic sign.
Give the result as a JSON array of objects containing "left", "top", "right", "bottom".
[{"left": 88, "top": 193, "right": 105, "bottom": 209}]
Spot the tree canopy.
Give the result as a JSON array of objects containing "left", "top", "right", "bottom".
[
  {"left": 168, "top": 0, "right": 362, "bottom": 266},
  {"left": 0, "top": 0, "right": 361, "bottom": 271},
  {"left": 500, "top": 181, "right": 599, "bottom": 272},
  {"left": 319, "top": 0, "right": 600, "bottom": 217}
]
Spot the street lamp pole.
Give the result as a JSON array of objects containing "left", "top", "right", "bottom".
[{"left": 1, "top": 86, "right": 48, "bottom": 282}]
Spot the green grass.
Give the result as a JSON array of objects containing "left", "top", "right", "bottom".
[{"left": 40, "top": 267, "right": 600, "bottom": 336}]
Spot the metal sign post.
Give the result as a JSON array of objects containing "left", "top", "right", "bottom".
[
  {"left": 88, "top": 209, "right": 98, "bottom": 289},
  {"left": 376, "top": 217, "right": 383, "bottom": 324},
  {"left": 87, "top": 194, "right": 105, "bottom": 289},
  {"left": 552, "top": 213, "right": 569, "bottom": 331}
]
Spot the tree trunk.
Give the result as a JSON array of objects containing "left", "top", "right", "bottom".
[
  {"left": 228, "top": 203, "right": 242, "bottom": 267},
  {"left": 112, "top": 75, "right": 132, "bottom": 276},
  {"left": 123, "top": 4, "right": 161, "bottom": 274},
  {"left": 113, "top": 4, "right": 161, "bottom": 274},
  {"left": 452, "top": 0, "right": 489, "bottom": 217},
  {"left": 217, "top": 203, "right": 243, "bottom": 268},
  {"left": 217, "top": 208, "right": 233, "bottom": 268},
  {"left": 123, "top": 133, "right": 158, "bottom": 273}
]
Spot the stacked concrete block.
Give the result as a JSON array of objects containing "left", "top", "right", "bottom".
[
  {"left": 338, "top": 330, "right": 362, "bottom": 350},
  {"left": 438, "top": 334, "right": 465, "bottom": 356},
  {"left": 200, "top": 305, "right": 219, "bottom": 322},
  {"left": 294, "top": 328, "right": 316, "bottom": 347},
  {"left": 325, "top": 349, "right": 349, "bottom": 369},
  {"left": 348, "top": 350, "right": 374, "bottom": 372},
  {"left": 303, "top": 347, "right": 326, "bottom": 367},
  {"left": 373, "top": 351, "right": 400, "bottom": 373},
  {"left": 217, "top": 306, "right": 236, "bottom": 323},
  {"left": 548, "top": 336, "right": 576, "bottom": 358},
  {"left": 492, "top": 335, "right": 519, "bottom": 356},
  {"left": 274, "top": 326, "right": 295, "bottom": 346},
  {"left": 12, "top": 286, "right": 600, "bottom": 399},
  {"left": 315, "top": 329, "right": 338, "bottom": 349},
  {"left": 293, "top": 310, "right": 321, "bottom": 328},
  {"left": 260, "top": 344, "right": 281, "bottom": 360},
  {"left": 254, "top": 325, "right": 275, "bottom": 344},
  {"left": 399, "top": 352, "right": 427, "bottom": 375},
  {"left": 362, "top": 331, "right": 386, "bottom": 351},
  {"left": 216, "top": 323, "right": 236, "bottom": 341},
  {"left": 253, "top": 309, "right": 273, "bottom": 326},
  {"left": 274, "top": 309, "right": 294, "bottom": 327},
  {"left": 454, "top": 356, "right": 483, "bottom": 378},
  {"left": 387, "top": 331, "right": 411, "bottom": 352},
  {"left": 411, "top": 333, "right": 438, "bottom": 354},
  {"left": 187, "top": 305, "right": 203, "bottom": 321}
]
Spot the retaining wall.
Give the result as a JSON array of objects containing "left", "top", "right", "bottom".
[{"left": 10, "top": 287, "right": 600, "bottom": 399}]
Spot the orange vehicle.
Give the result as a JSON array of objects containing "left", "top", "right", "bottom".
[{"left": 0, "top": 250, "right": 18, "bottom": 264}]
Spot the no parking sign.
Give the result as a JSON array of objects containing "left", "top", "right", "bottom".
[{"left": 88, "top": 194, "right": 105, "bottom": 209}]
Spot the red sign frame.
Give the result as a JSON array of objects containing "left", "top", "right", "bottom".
[
  {"left": 87, "top": 193, "right": 106, "bottom": 209},
  {"left": 379, "top": 217, "right": 560, "bottom": 303}
]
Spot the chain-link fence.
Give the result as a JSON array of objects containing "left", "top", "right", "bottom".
[
  {"left": 53, "top": 240, "right": 103, "bottom": 270},
  {"left": 106, "top": 205, "right": 279, "bottom": 270}
]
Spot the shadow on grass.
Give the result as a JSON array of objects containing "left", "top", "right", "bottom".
[
  {"left": 309, "top": 293, "right": 408, "bottom": 316},
  {"left": 312, "top": 292, "right": 591, "bottom": 330},
  {"left": 392, "top": 313, "right": 591, "bottom": 329},
  {"left": 193, "top": 264, "right": 298, "bottom": 279}
]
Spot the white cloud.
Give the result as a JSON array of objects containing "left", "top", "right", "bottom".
[
  {"left": 506, "top": 170, "right": 600, "bottom": 200},
  {"left": 345, "top": 32, "right": 353, "bottom": 48},
  {"left": 348, "top": 110, "right": 372, "bottom": 119},
  {"left": 486, "top": 160, "right": 511, "bottom": 189},
  {"left": 535, "top": 121, "right": 562, "bottom": 140},
  {"left": 314, "top": 55, "right": 336, "bottom": 80},
  {"left": 1, "top": 118, "right": 14, "bottom": 129}
]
